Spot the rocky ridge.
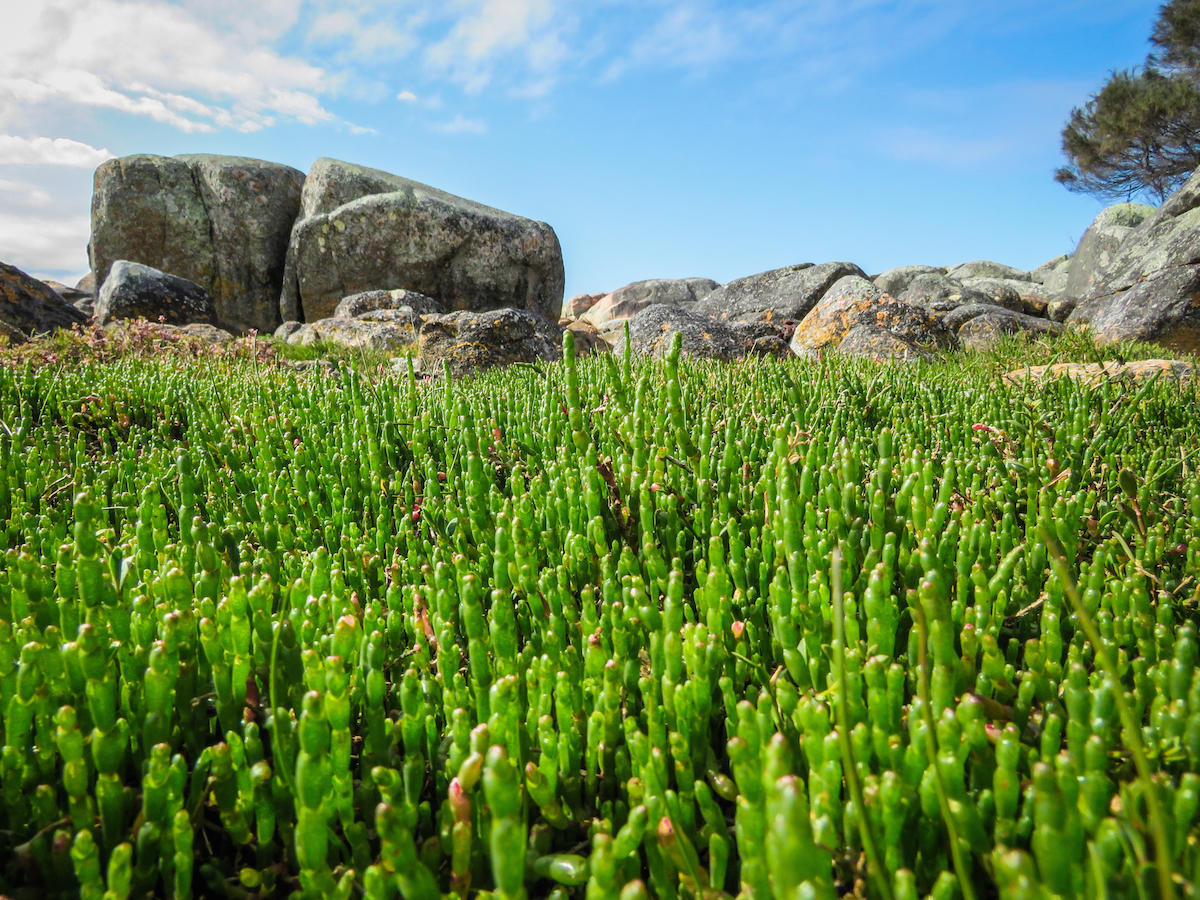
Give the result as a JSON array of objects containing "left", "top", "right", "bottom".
[{"left": 6, "top": 152, "right": 1200, "bottom": 373}]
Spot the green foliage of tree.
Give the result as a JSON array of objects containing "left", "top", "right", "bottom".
[{"left": 1057, "top": 0, "right": 1200, "bottom": 202}]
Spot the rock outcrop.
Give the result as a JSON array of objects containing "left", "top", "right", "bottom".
[
  {"left": 95, "top": 261, "right": 218, "bottom": 327},
  {"left": 0, "top": 262, "right": 88, "bottom": 343},
  {"left": 90, "top": 154, "right": 304, "bottom": 334},
  {"left": 1068, "top": 173, "right": 1200, "bottom": 350},
  {"left": 1063, "top": 203, "right": 1155, "bottom": 310},
  {"left": 281, "top": 159, "right": 564, "bottom": 325}
]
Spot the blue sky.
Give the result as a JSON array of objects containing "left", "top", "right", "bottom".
[{"left": 0, "top": 0, "right": 1162, "bottom": 298}]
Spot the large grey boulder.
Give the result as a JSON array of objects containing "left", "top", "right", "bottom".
[
  {"left": 95, "top": 261, "right": 218, "bottom": 327},
  {"left": 89, "top": 154, "right": 304, "bottom": 334},
  {"left": 618, "top": 304, "right": 756, "bottom": 359},
  {"left": 281, "top": 158, "right": 564, "bottom": 325},
  {"left": 789, "top": 276, "right": 954, "bottom": 359},
  {"left": 1068, "top": 176, "right": 1200, "bottom": 350},
  {"left": 581, "top": 276, "right": 718, "bottom": 328},
  {"left": 1063, "top": 202, "right": 1155, "bottom": 310},
  {"left": 873, "top": 265, "right": 946, "bottom": 297},
  {"left": 0, "top": 261, "right": 88, "bottom": 343},
  {"left": 695, "top": 261, "right": 865, "bottom": 323},
  {"left": 418, "top": 307, "right": 563, "bottom": 377}
]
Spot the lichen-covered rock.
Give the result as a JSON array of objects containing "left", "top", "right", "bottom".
[
  {"left": 836, "top": 326, "right": 934, "bottom": 361},
  {"left": 0, "top": 261, "right": 88, "bottom": 343},
  {"left": 1067, "top": 175, "right": 1200, "bottom": 350},
  {"left": 333, "top": 288, "right": 443, "bottom": 319},
  {"left": 618, "top": 304, "right": 755, "bottom": 359},
  {"left": 1030, "top": 254, "right": 1070, "bottom": 283},
  {"left": 902, "top": 273, "right": 996, "bottom": 316},
  {"left": 1002, "top": 359, "right": 1194, "bottom": 386},
  {"left": 90, "top": 153, "right": 304, "bottom": 334},
  {"left": 581, "top": 277, "right": 718, "bottom": 328},
  {"left": 946, "top": 260, "right": 1031, "bottom": 282},
  {"left": 281, "top": 158, "right": 564, "bottom": 324},
  {"left": 960, "top": 276, "right": 1055, "bottom": 317},
  {"left": 1064, "top": 202, "right": 1155, "bottom": 304},
  {"left": 275, "top": 320, "right": 302, "bottom": 341},
  {"left": 873, "top": 265, "right": 946, "bottom": 297},
  {"left": 789, "top": 276, "right": 954, "bottom": 357},
  {"left": 954, "top": 308, "right": 1063, "bottom": 350},
  {"left": 288, "top": 313, "right": 424, "bottom": 352},
  {"left": 95, "top": 261, "right": 217, "bottom": 327},
  {"left": 695, "top": 261, "right": 865, "bottom": 323},
  {"left": 418, "top": 307, "right": 563, "bottom": 377}
]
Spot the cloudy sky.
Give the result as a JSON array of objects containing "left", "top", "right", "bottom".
[{"left": 0, "top": 0, "right": 1160, "bottom": 296}]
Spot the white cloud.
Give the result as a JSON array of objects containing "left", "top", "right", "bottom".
[
  {"left": 0, "top": 0, "right": 334, "bottom": 133},
  {"left": 425, "top": 0, "right": 570, "bottom": 92},
  {"left": 0, "top": 180, "right": 53, "bottom": 210},
  {"left": 397, "top": 90, "right": 419, "bottom": 102},
  {"left": 0, "top": 213, "right": 91, "bottom": 274},
  {"left": 0, "top": 136, "right": 115, "bottom": 168},
  {"left": 432, "top": 114, "right": 487, "bottom": 135}
]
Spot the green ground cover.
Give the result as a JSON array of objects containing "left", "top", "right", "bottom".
[{"left": 0, "top": 330, "right": 1198, "bottom": 899}]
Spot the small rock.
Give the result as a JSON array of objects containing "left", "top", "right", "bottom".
[
  {"left": 1002, "top": 359, "right": 1194, "bottom": 386},
  {"left": 563, "top": 292, "right": 606, "bottom": 319},
  {"left": 873, "top": 265, "right": 946, "bottom": 297},
  {"left": 418, "top": 307, "right": 563, "bottom": 377},
  {"left": 274, "top": 320, "right": 303, "bottom": 340},
  {"left": 902, "top": 272, "right": 993, "bottom": 316},
  {"left": 565, "top": 319, "right": 610, "bottom": 356},
  {"left": 581, "top": 277, "right": 719, "bottom": 329},
  {"left": 945, "top": 260, "right": 1031, "bottom": 282},
  {"left": 954, "top": 308, "right": 1063, "bottom": 350},
  {"left": 619, "top": 304, "right": 754, "bottom": 360},
  {"left": 333, "top": 288, "right": 442, "bottom": 319},
  {"left": 288, "top": 315, "right": 421, "bottom": 352}
]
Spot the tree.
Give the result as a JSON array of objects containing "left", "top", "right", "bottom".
[
  {"left": 1056, "top": 0, "right": 1200, "bottom": 202},
  {"left": 1151, "top": 0, "right": 1200, "bottom": 75}
]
